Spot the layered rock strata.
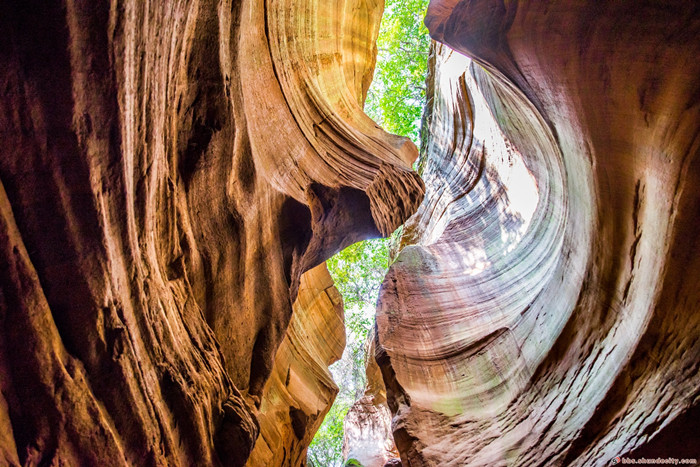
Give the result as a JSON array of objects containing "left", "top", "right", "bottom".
[
  {"left": 0, "top": 0, "right": 423, "bottom": 465},
  {"left": 376, "top": 2, "right": 700, "bottom": 466},
  {"left": 247, "top": 264, "right": 345, "bottom": 466}
]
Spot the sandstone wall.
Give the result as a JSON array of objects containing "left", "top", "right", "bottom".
[
  {"left": 375, "top": 2, "right": 700, "bottom": 465},
  {"left": 0, "top": 0, "right": 422, "bottom": 465},
  {"left": 247, "top": 264, "right": 345, "bottom": 466}
]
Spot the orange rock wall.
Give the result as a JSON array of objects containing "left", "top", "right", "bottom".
[{"left": 247, "top": 264, "right": 345, "bottom": 467}]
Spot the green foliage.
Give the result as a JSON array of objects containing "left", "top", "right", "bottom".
[
  {"left": 308, "top": 238, "right": 392, "bottom": 466},
  {"left": 326, "top": 238, "right": 390, "bottom": 317},
  {"left": 365, "top": 0, "right": 431, "bottom": 145},
  {"left": 307, "top": 403, "right": 349, "bottom": 467}
]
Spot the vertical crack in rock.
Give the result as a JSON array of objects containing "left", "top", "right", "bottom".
[{"left": 374, "top": 1, "right": 700, "bottom": 465}]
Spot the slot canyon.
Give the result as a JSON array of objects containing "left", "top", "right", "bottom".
[{"left": 1, "top": 0, "right": 699, "bottom": 466}]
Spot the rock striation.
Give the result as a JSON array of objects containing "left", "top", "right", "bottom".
[
  {"left": 0, "top": 0, "right": 422, "bottom": 466},
  {"left": 376, "top": 1, "right": 700, "bottom": 466},
  {"left": 247, "top": 264, "right": 345, "bottom": 466}
]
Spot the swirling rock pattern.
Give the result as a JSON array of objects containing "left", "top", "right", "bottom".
[
  {"left": 0, "top": 0, "right": 422, "bottom": 465},
  {"left": 376, "top": 1, "right": 700, "bottom": 466}
]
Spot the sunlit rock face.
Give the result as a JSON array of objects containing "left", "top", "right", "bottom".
[
  {"left": 0, "top": 0, "right": 423, "bottom": 465},
  {"left": 376, "top": 1, "right": 700, "bottom": 465},
  {"left": 248, "top": 264, "right": 345, "bottom": 466}
]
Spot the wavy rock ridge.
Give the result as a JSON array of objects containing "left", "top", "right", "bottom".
[
  {"left": 376, "top": 1, "right": 700, "bottom": 465},
  {"left": 0, "top": 0, "right": 422, "bottom": 465}
]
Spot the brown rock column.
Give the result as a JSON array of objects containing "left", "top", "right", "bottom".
[{"left": 247, "top": 264, "right": 346, "bottom": 466}]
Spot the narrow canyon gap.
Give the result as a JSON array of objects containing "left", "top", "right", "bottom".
[
  {"left": 308, "top": 1, "right": 431, "bottom": 465},
  {"left": 0, "top": 1, "right": 699, "bottom": 467}
]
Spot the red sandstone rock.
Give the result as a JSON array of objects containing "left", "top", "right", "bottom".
[
  {"left": 343, "top": 396, "right": 398, "bottom": 467},
  {"left": 376, "top": 2, "right": 700, "bottom": 465},
  {"left": 0, "top": 1, "right": 422, "bottom": 465}
]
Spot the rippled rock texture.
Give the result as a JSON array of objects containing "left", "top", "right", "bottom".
[
  {"left": 376, "top": 1, "right": 700, "bottom": 465},
  {"left": 0, "top": 0, "right": 423, "bottom": 465}
]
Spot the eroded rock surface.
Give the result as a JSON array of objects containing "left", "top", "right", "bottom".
[
  {"left": 343, "top": 396, "right": 398, "bottom": 467},
  {"left": 0, "top": 0, "right": 423, "bottom": 465},
  {"left": 247, "top": 264, "right": 345, "bottom": 466},
  {"left": 376, "top": 2, "right": 700, "bottom": 466}
]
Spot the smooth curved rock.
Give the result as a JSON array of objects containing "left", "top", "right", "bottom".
[
  {"left": 247, "top": 264, "right": 345, "bottom": 466},
  {"left": 376, "top": 2, "right": 700, "bottom": 465},
  {"left": 0, "top": 0, "right": 423, "bottom": 465}
]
